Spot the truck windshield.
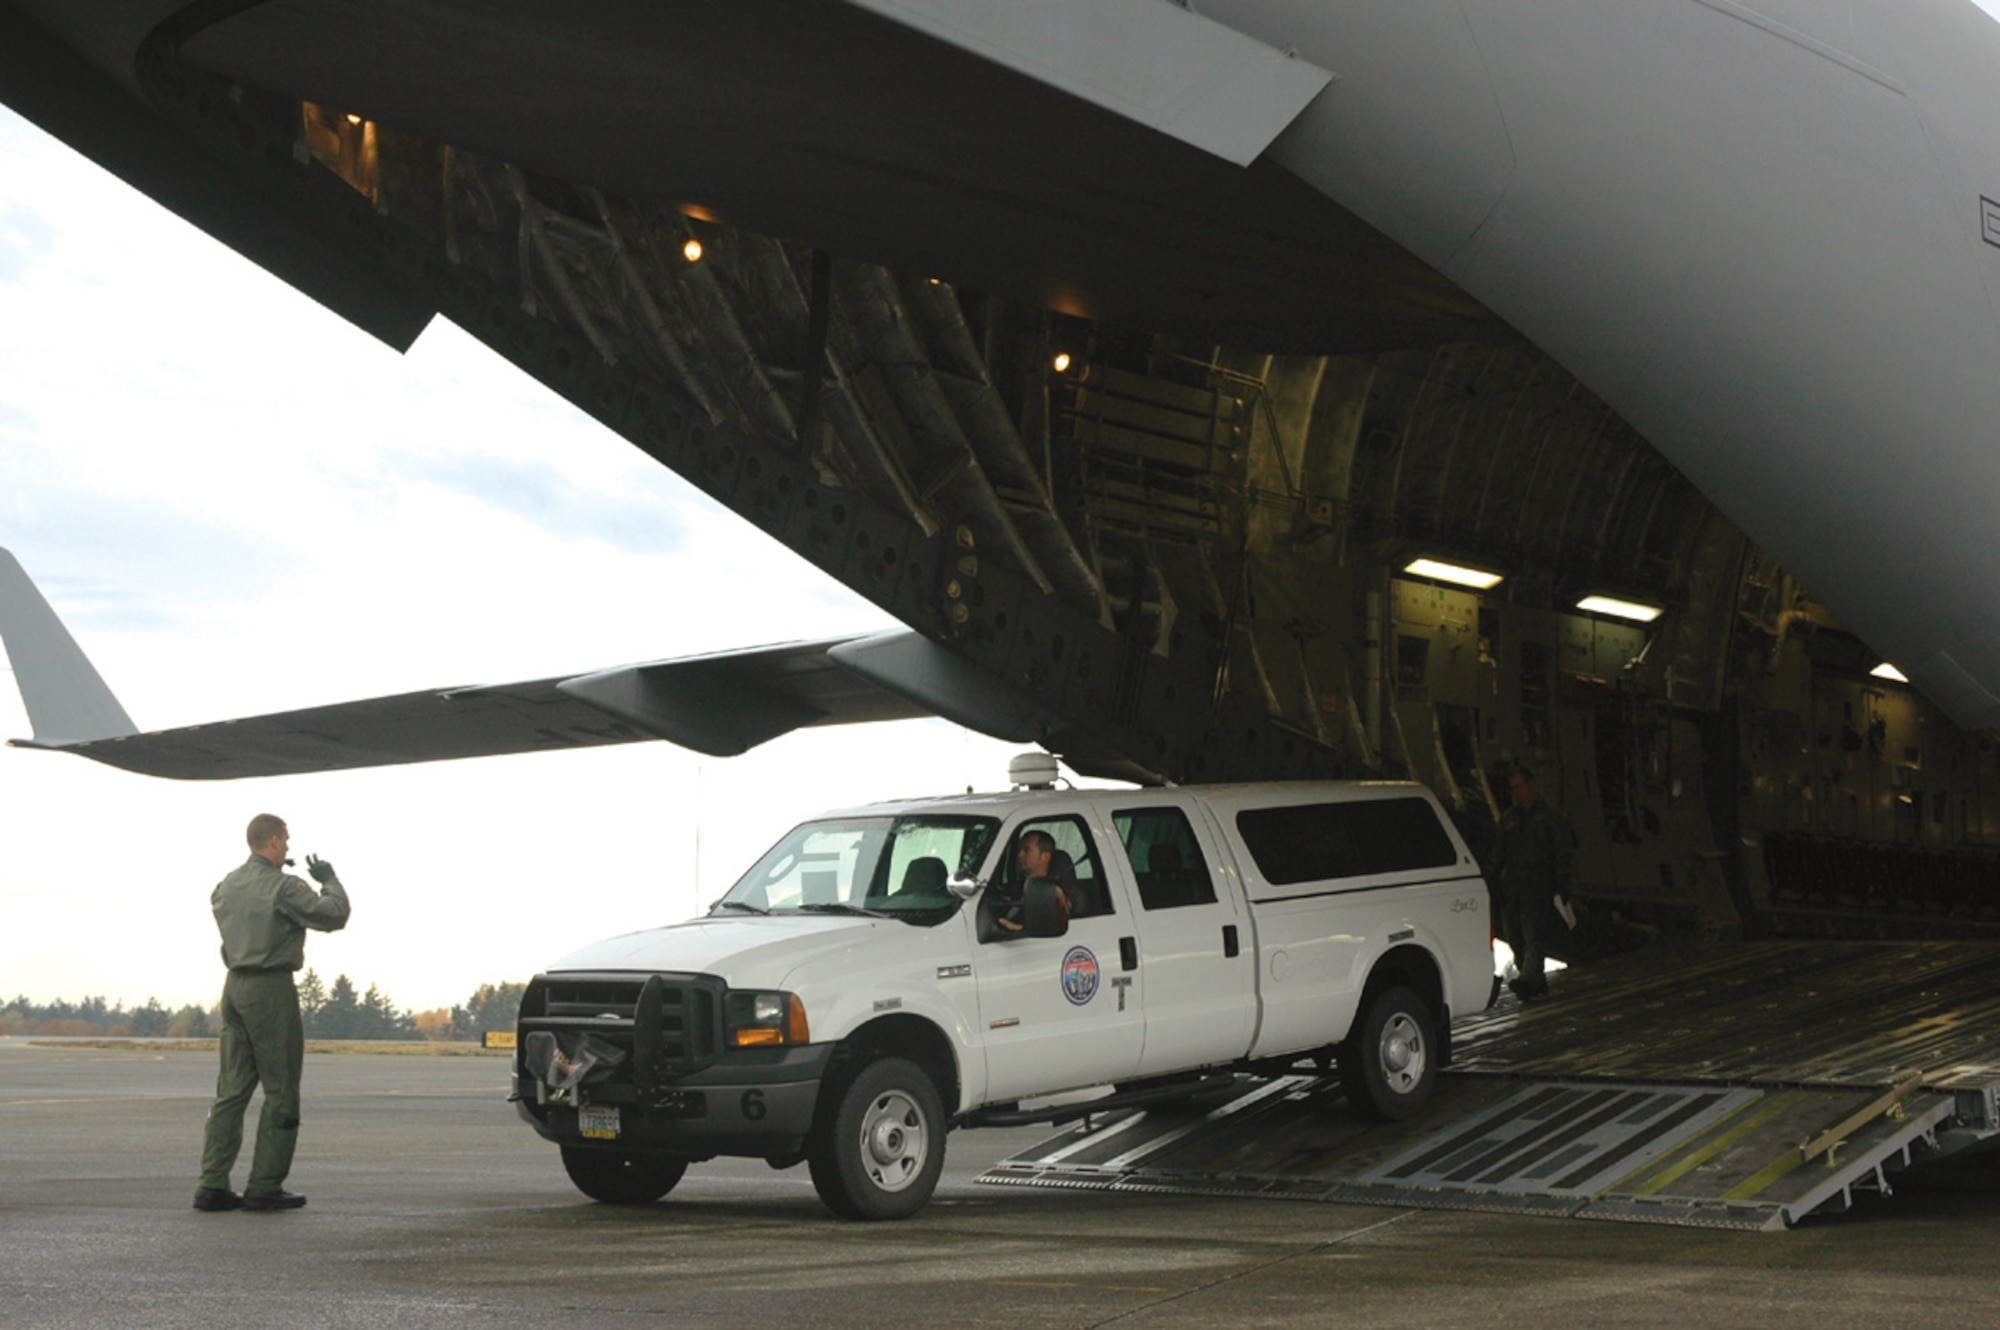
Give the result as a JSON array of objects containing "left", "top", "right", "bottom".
[{"left": 714, "top": 814, "right": 1000, "bottom": 923}]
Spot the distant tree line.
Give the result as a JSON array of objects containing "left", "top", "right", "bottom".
[
  {"left": 0, "top": 976, "right": 526, "bottom": 1042},
  {"left": 0, "top": 995, "right": 215, "bottom": 1039}
]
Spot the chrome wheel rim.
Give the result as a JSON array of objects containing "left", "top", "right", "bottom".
[
  {"left": 859, "top": 1089, "right": 929, "bottom": 1193},
  {"left": 1378, "top": 1013, "right": 1426, "bottom": 1095}
]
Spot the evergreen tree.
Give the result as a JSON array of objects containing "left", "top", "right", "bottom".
[
  {"left": 131, "top": 997, "right": 171, "bottom": 1036},
  {"left": 456, "top": 982, "right": 526, "bottom": 1035},
  {"left": 298, "top": 969, "right": 327, "bottom": 1036},
  {"left": 169, "top": 1003, "right": 213, "bottom": 1038},
  {"left": 319, "top": 974, "right": 360, "bottom": 1039},
  {"left": 357, "top": 984, "right": 409, "bottom": 1039}
]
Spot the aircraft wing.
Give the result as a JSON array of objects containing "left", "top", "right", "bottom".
[
  {"left": 7, "top": 674, "right": 651, "bottom": 779},
  {"left": 5, "top": 637, "right": 939, "bottom": 780},
  {"left": 0, "top": 549, "right": 1044, "bottom": 780}
]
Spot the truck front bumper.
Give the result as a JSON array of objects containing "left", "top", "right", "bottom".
[{"left": 517, "top": 1042, "right": 834, "bottom": 1159}]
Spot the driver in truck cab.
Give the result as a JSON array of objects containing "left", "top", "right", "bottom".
[{"left": 996, "top": 829, "right": 1083, "bottom": 931}]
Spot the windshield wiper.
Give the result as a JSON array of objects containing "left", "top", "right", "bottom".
[
  {"left": 796, "top": 902, "right": 892, "bottom": 919},
  {"left": 712, "top": 900, "right": 769, "bottom": 915}
]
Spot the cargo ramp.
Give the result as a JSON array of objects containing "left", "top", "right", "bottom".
[{"left": 977, "top": 942, "right": 2000, "bottom": 1230}]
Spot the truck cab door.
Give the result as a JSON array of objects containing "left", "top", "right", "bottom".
[
  {"left": 971, "top": 812, "right": 1144, "bottom": 1102},
  {"left": 1114, "top": 802, "right": 1257, "bottom": 1076}
]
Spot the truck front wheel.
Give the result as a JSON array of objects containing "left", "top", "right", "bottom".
[
  {"left": 1339, "top": 985, "right": 1438, "bottom": 1121},
  {"left": 808, "top": 1057, "right": 946, "bottom": 1220},
  {"left": 560, "top": 1146, "right": 688, "bottom": 1205}
]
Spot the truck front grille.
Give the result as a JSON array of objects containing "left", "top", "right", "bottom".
[
  {"left": 543, "top": 978, "right": 647, "bottom": 1020},
  {"left": 521, "top": 971, "right": 723, "bottom": 1079}
]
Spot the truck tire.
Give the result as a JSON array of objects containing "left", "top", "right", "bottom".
[
  {"left": 808, "top": 1056, "right": 946, "bottom": 1220},
  {"left": 1338, "top": 984, "right": 1438, "bottom": 1121},
  {"left": 560, "top": 1146, "right": 688, "bottom": 1205}
]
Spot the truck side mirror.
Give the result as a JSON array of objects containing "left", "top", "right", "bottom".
[
  {"left": 1022, "top": 878, "right": 1070, "bottom": 938},
  {"left": 947, "top": 873, "right": 983, "bottom": 900}
]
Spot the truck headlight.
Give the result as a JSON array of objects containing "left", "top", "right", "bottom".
[{"left": 725, "top": 989, "right": 810, "bottom": 1047}]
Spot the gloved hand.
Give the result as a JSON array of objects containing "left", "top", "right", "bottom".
[{"left": 306, "top": 854, "right": 337, "bottom": 884}]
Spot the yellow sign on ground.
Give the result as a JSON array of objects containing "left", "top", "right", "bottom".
[{"left": 482, "top": 1030, "right": 517, "bottom": 1050}]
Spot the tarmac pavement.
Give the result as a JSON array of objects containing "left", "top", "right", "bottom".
[{"left": 3, "top": 1039, "right": 1998, "bottom": 1328}]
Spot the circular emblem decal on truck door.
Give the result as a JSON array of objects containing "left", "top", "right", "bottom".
[{"left": 1060, "top": 946, "right": 1100, "bottom": 1006}]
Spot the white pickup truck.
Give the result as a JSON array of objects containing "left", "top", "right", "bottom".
[{"left": 513, "top": 767, "right": 1493, "bottom": 1219}]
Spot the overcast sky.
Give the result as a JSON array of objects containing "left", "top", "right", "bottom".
[{"left": 0, "top": 105, "right": 1061, "bottom": 1014}]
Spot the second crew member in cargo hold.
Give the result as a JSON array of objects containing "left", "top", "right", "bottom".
[
  {"left": 192, "top": 813, "right": 351, "bottom": 1213},
  {"left": 1490, "top": 767, "right": 1574, "bottom": 1001}
]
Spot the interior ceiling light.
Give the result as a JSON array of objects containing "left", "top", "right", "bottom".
[
  {"left": 1576, "top": 595, "right": 1664, "bottom": 623},
  {"left": 1052, "top": 352, "right": 1072, "bottom": 373},
  {"left": 1402, "top": 558, "right": 1503, "bottom": 590},
  {"left": 1871, "top": 662, "right": 1910, "bottom": 683},
  {"left": 681, "top": 237, "right": 704, "bottom": 263}
]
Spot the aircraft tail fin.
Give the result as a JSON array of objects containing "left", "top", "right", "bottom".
[{"left": 0, "top": 548, "right": 138, "bottom": 746}]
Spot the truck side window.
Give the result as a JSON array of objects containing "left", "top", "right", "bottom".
[
  {"left": 1114, "top": 807, "right": 1217, "bottom": 910},
  {"left": 1234, "top": 797, "right": 1457, "bottom": 886},
  {"left": 1003, "top": 816, "right": 1110, "bottom": 918}
]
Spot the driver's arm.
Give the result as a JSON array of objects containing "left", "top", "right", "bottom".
[{"left": 984, "top": 882, "right": 1026, "bottom": 937}]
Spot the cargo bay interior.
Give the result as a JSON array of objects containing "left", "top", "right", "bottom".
[
  {"left": 247, "top": 101, "right": 1990, "bottom": 960},
  {"left": 8, "top": 3, "right": 1986, "bottom": 956}
]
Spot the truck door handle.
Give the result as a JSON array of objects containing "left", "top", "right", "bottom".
[
  {"left": 1120, "top": 936, "right": 1138, "bottom": 971},
  {"left": 1222, "top": 925, "right": 1239, "bottom": 958}
]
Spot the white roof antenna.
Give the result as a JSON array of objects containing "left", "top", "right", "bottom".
[{"left": 1008, "top": 752, "right": 1062, "bottom": 790}]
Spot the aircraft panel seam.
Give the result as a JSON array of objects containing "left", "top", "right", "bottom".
[{"left": 1687, "top": 0, "right": 1905, "bottom": 94}]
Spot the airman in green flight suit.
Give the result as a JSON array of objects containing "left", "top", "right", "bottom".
[
  {"left": 1490, "top": 766, "right": 1573, "bottom": 1001},
  {"left": 192, "top": 813, "right": 350, "bottom": 1212}
]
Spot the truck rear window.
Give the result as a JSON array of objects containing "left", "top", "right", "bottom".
[{"left": 1234, "top": 797, "right": 1458, "bottom": 887}]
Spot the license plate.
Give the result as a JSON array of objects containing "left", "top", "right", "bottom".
[{"left": 578, "top": 1105, "right": 620, "bottom": 1140}]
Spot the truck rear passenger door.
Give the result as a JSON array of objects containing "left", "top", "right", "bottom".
[{"left": 1114, "top": 804, "right": 1257, "bottom": 1076}]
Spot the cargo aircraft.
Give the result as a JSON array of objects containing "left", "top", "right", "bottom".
[{"left": 6, "top": 2, "right": 2000, "bottom": 946}]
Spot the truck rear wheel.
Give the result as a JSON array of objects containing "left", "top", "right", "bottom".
[
  {"left": 560, "top": 1146, "right": 688, "bottom": 1205},
  {"left": 1339, "top": 984, "right": 1437, "bottom": 1121},
  {"left": 808, "top": 1056, "right": 946, "bottom": 1220}
]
